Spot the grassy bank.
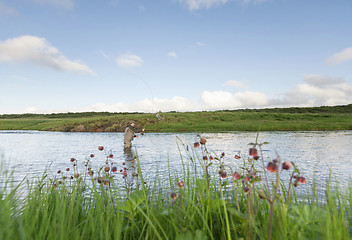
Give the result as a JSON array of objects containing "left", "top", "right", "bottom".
[
  {"left": 1, "top": 136, "right": 351, "bottom": 240},
  {"left": 1, "top": 104, "right": 352, "bottom": 132}
]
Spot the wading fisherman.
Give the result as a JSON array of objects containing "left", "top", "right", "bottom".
[{"left": 124, "top": 121, "right": 144, "bottom": 149}]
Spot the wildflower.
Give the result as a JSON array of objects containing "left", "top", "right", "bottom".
[
  {"left": 194, "top": 142, "right": 200, "bottom": 148},
  {"left": 200, "top": 138, "right": 207, "bottom": 145},
  {"left": 249, "top": 148, "right": 258, "bottom": 156},
  {"left": 221, "top": 152, "right": 225, "bottom": 157},
  {"left": 258, "top": 190, "right": 267, "bottom": 199},
  {"left": 97, "top": 178, "right": 102, "bottom": 184},
  {"left": 70, "top": 176, "right": 74, "bottom": 180},
  {"left": 177, "top": 181, "right": 185, "bottom": 189},
  {"left": 103, "top": 180, "right": 109, "bottom": 186},
  {"left": 88, "top": 170, "right": 94, "bottom": 176},
  {"left": 232, "top": 172, "right": 241, "bottom": 180},
  {"left": 70, "top": 158, "right": 76, "bottom": 162},
  {"left": 170, "top": 192, "right": 177, "bottom": 200},
  {"left": 220, "top": 171, "right": 228, "bottom": 178},
  {"left": 297, "top": 176, "right": 306, "bottom": 184},
  {"left": 66, "top": 168, "right": 70, "bottom": 171},
  {"left": 203, "top": 155, "right": 208, "bottom": 161},
  {"left": 98, "top": 146, "right": 104, "bottom": 151},
  {"left": 104, "top": 166, "right": 110, "bottom": 172},
  {"left": 209, "top": 155, "right": 214, "bottom": 160},
  {"left": 90, "top": 154, "right": 95, "bottom": 158},
  {"left": 243, "top": 186, "right": 250, "bottom": 194},
  {"left": 234, "top": 155, "right": 241, "bottom": 159},
  {"left": 111, "top": 166, "right": 117, "bottom": 173},
  {"left": 108, "top": 154, "right": 113, "bottom": 158},
  {"left": 122, "top": 162, "right": 126, "bottom": 165},
  {"left": 144, "top": 181, "right": 147, "bottom": 184},
  {"left": 253, "top": 155, "right": 260, "bottom": 160},
  {"left": 74, "top": 173, "right": 80, "bottom": 178},
  {"left": 123, "top": 171, "right": 127, "bottom": 176},
  {"left": 282, "top": 161, "right": 292, "bottom": 170},
  {"left": 266, "top": 162, "right": 278, "bottom": 173},
  {"left": 293, "top": 181, "right": 299, "bottom": 187},
  {"left": 57, "top": 170, "right": 61, "bottom": 174}
]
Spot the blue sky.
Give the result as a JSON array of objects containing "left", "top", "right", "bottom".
[{"left": 0, "top": 0, "right": 351, "bottom": 114}]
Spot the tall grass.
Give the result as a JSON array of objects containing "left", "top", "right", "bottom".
[{"left": 0, "top": 138, "right": 351, "bottom": 240}]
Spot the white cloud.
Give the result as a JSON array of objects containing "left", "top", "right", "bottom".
[
  {"left": 196, "top": 42, "right": 205, "bottom": 46},
  {"left": 75, "top": 96, "right": 196, "bottom": 113},
  {"left": 201, "top": 90, "right": 269, "bottom": 109},
  {"left": 31, "top": 0, "right": 74, "bottom": 9},
  {"left": 326, "top": 47, "right": 352, "bottom": 65},
  {"left": 116, "top": 54, "right": 143, "bottom": 68},
  {"left": 272, "top": 75, "right": 352, "bottom": 107},
  {"left": 0, "top": 35, "right": 95, "bottom": 75},
  {"left": 225, "top": 80, "right": 248, "bottom": 89},
  {"left": 178, "top": 0, "right": 228, "bottom": 10},
  {"left": 0, "top": 2, "right": 18, "bottom": 16},
  {"left": 242, "top": 0, "right": 270, "bottom": 4},
  {"left": 168, "top": 51, "right": 177, "bottom": 58}
]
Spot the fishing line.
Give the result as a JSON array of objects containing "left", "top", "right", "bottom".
[{"left": 126, "top": 73, "right": 164, "bottom": 120}]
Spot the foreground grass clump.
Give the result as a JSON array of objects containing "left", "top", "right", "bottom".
[{"left": 1, "top": 137, "right": 352, "bottom": 240}]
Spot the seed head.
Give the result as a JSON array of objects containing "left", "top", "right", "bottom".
[
  {"left": 253, "top": 155, "right": 260, "bottom": 160},
  {"left": 70, "top": 158, "right": 76, "bottom": 162},
  {"left": 90, "top": 154, "right": 95, "bottom": 158},
  {"left": 111, "top": 166, "right": 118, "bottom": 173},
  {"left": 108, "top": 154, "right": 113, "bottom": 158},
  {"left": 74, "top": 173, "right": 80, "bottom": 178},
  {"left": 194, "top": 142, "right": 200, "bottom": 148},
  {"left": 57, "top": 170, "right": 61, "bottom": 174},
  {"left": 98, "top": 146, "right": 104, "bottom": 151},
  {"left": 104, "top": 166, "right": 110, "bottom": 172},
  {"left": 220, "top": 171, "right": 228, "bottom": 178},
  {"left": 203, "top": 155, "right": 208, "bottom": 161},
  {"left": 234, "top": 155, "right": 241, "bottom": 159},
  {"left": 66, "top": 168, "right": 70, "bottom": 171}
]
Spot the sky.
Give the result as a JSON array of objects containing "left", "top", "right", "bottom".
[{"left": 0, "top": 0, "right": 351, "bottom": 114}]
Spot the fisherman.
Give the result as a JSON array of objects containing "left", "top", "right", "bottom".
[{"left": 124, "top": 121, "right": 144, "bottom": 149}]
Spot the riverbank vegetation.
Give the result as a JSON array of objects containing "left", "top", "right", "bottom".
[
  {"left": 0, "top": 104, "right": 352, "bottom": 132},
  {"left": 1, "top": 136, "right": 351, "bottom": 239}
]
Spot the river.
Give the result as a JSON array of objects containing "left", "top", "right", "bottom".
[{"left": 1, "top": 130, "right": 351, "bottom": 194}]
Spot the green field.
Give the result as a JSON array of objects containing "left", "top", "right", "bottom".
[{"left": 1, "top": 104, "right": 352, "bottom": 132}]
